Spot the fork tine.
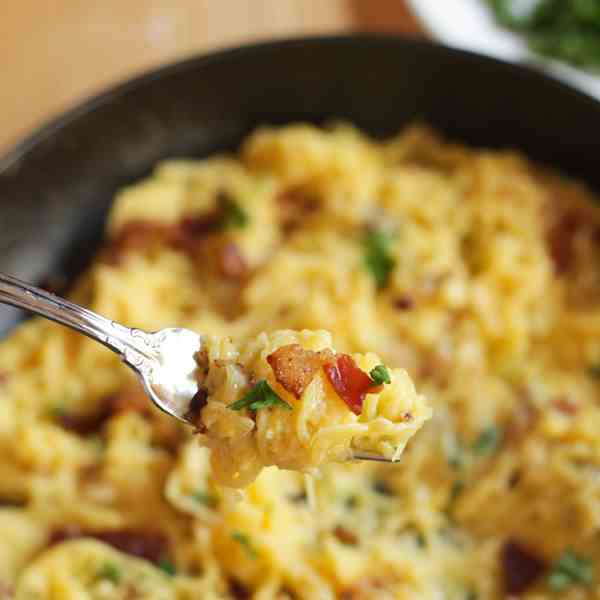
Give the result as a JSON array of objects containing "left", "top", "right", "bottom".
[{"left": 351, "top": 451, "right": 395, "bottom": 463}]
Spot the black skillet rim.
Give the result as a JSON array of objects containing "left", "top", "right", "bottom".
[{"left": 1, "top": 32, "right": 600, "bottom": 172}]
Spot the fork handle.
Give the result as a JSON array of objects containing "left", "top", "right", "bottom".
[{"left": 0, "top": 271, "right": 148, "bottom": 360}]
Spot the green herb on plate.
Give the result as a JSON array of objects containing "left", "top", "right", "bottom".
[{"left": 228, "top": 380, "right": 292, "bottom": 412}]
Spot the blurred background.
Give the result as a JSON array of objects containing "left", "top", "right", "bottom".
[
  {"left": 3, "top": 0, "right": 600, "bottom": 155},
  {"left": 0, "top": 0, "right": 422, "bottom": 154}
]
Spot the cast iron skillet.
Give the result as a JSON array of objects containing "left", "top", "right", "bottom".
[{"left": 1, "top": 34, "right": 600, "bottom": 335}]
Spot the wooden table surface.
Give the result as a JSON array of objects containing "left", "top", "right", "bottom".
[{"left": 0, "top": 1, "right": 423, "bottom": 154}]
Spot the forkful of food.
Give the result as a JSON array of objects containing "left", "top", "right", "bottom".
[{"left": 0, "top": 271, "right": 431, "bottom": 487}]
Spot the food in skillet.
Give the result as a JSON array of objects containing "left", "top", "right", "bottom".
[
  {"left": 1, "top": 122, "right": 600, "bottom": 598},
  {"left": 193, "top": 329, "right": 430, "bottom": 486}
]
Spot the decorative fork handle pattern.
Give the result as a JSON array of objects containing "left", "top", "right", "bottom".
[{"left": 0, "top": 272, "right": 157, "bottom": 371}]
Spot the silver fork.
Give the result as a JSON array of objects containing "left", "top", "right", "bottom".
[{"left": 0, "top": 272, "right": 391, "bottom": 462}]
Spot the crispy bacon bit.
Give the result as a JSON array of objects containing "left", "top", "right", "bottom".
[
  {"left": 277, "top": 187, "right": 320, "bottom": 233},
  {"left": 49, "top": 527, "right": 169, "bottom": 564},
  {"left": 501, "top": 539, "right": 546, "bottom": 595},
  {"left": 333, "top": 525, "right": 359, "bottom": 546},
  {"left": 0, "top": 582, "right": 14, "bottom": 599},
  {"left": 104, "top": 221, "right": 175, "bottom": 265},
  {"left": 185, "top": 388, "right": 209, "bottom": 429},
  {"left": 228, "top": 579, "right": 251, "bottom": 600},
  {"left": 56, "top": 405, "right": 113, "bottom": 436},
  {"left": 56, "top": 387, "right": 150, "bottom": 435},
  {"left": 508, "top": 470, "right": 521, "bottom": 489},
  {"left": 552, "top": 396, "right": 579, "bottom": 415},
  {"left": 267, "top": 344, "right": 333, "bottom": 399},
  {"left": 506, "top": 392, "right": 538, "bottom": 443},
  {"left": 218, "top": 242, "right": 249, "bottom": 279},
  {"left": 547, "top": 212, "right": 583, "bottom": 275},
  {"left": 393, "top": 296, "right": 415, "bottom": 310},
  {"left": 0, "top": 372, "right": 8, "bottom": 386},
  {"left": 323, "top": 354, "right": 382, "bottom": 415},
  {"left": 179, "top": 212, "right": 222, "bottom": 238}
]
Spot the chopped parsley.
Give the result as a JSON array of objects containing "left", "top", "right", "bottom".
[
  {"left": 158, "top": 558, "right": 176, "bottom": 576},
  {"left": 446, "top": 437, "right": 466, "bottom": 470},
  {"left": 228, "top": 380, "right": 292, "bottom": 412},
  {"left": 472, "top": 426, "right": 503, "bottom": 455},
  {"left": 448, "top": 480, "right": 465, "bottom": 511},
  {"left": 50, "top": 404, "right": 67, "bottom": 418},
  {"left": 587, "top": 364, "right": 600, "bottom": 378},
  {"left": 363, "top": 229, "right": 396, "bottom": 289},
  {"left": 97, "top": 562, "right": 122, "bottom": 584},
  {"left": 192, "top": 489, "right": 217, "bottom": 508},
  {"left": 218, "top": 192, "right": 249, "bottom": 229},
  {"left": 370, "top": 364, "right": 391, "bottom": 386},
  {"left": 548, "top": 549, "right": 593, "bottom": 591},
  {"left": 345, "top": 494, "right": 359, "bottom": 509},
  {"left": 231, "top": 531, "right": 259, "bottom": 559}
]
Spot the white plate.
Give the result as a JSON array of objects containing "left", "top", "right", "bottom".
[{"left": 407, "top": 0, "right": 600, "bottom": 100}]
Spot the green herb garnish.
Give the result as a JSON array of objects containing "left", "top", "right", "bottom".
[
  {"left": 472, "top": 426, "right": 503, "bottom": 455},
  {"left": 192, "top": 490, "right": 217, "bottom": 508},
  {"left": 231, "top": 531, "right": 259, "bottom": 559},
  {"left": 447, "top": 439, "right": 466, "bottom": 470},
  {"left": 370, "top": 364, "right": 391, "bottom": 385},
  {"left": 158, "top": 559, "right": 176, "bottom": 576},
  {"left": 345, "top": 495, "right": 359, "bottom": 509},
  {"left": 50, "top": 404, "right": 67, "bottom": 418},
  {"left": 548, "top": 549, "right": 593, "bottom": 591},
  {"left": 487, "top": 0, "right": 600, "bottom": 71},
  {"left": 363, "top": 229, "right": 396, "bottom": 289},
  {"left": 97, "top": 563, "right": 122, "bottom": 584},
  {"left": 218, "top": 192, "right": 249, "bottom": 229},
  {"left": 228, "top": 380, "right": 292, "bottom": 412},
  {"left": 449, "top": 480, "right": 465, "bottom": 504}
]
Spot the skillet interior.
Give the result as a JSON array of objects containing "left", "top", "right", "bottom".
[{"left": 1, "top": 34, "right": 599, "bottom": 334}]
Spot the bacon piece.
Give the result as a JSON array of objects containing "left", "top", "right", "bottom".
[
  {"left": 55, "top": 387, "right": 150, "bottom": 435},
  {"left": 506, "top": 391, "right": 538, "bottom": 443},
  {"left": 0, "top": 372, "right": 9, "bottom": 386},
  {"left": 267, "top": 344, "right": 333, "bottom": 399},
  {"left": 104, "top": 221, "right": 176, "bottom": 265},
  {"left": 393, "top": 295, "right": 415, "bottom": 310},
  {"left": 218, "top": 242, "right": 249, "bottom": 279},
  {"left": 552, "top": 396, "right": 579, "bottom": 415},
  {"left": 277, "top": 187, "right": 320, "bottom": 233},
  {"left": 228, "top": 579, "right": 251, "bottom": 599},
  {"left": 323, "top": 354, "right": 382, "bottom": 415},
  {"left": 547, "top": 212, "right": 583, "bottom": 275},
  {"left": 333, "top": 525, "right": 359, "bottom": 546},
  {"left": 48, "top": 527, "right": 169, "bottom": 564},
  {"left": 184, "top": 388, "right": 209, "bottom": 430},
  {"left": 501, "top": 539, "right": 546, "bottom": 595},
  {"left": 56, "top": 405, "right": 113, "bottom": 436}
]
